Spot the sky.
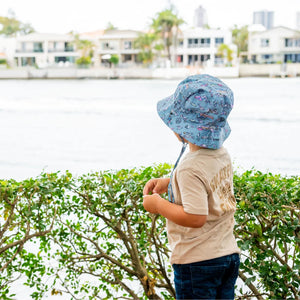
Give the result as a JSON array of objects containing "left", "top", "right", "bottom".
[{"left": 0, "top": 0, "right": 299, "bottom": 34}]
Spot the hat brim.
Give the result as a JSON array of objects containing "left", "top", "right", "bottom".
[{"left": 157, "top": 94, "right": 231, "bottom": 149}]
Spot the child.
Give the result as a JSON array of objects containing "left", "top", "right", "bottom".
[{"left": 143, "top": 74, "right": 240, "bottom": 300}]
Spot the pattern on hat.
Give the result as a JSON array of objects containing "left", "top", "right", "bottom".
[{"left": 157, "top": 74, "right": 234, "bottom": 149}]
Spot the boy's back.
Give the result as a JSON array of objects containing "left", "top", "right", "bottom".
[{"left": 168, "top": 146, "right": 240, "bottom": 264}]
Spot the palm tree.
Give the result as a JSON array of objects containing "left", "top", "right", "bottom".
[
  {"left": 151, "top": 8, "right": 184, "bottom": 63},
  {"left": 73, "top": 34, "right": 95, "bottom": 58},
  {"left": 134, "top": 32, "right": 163, "bottom": 65},
  {"left": 217, "top": 44, "right": 234, "bottom": 66},
  {"left": 231, "top": 25, "right": 248, "bottom": 57}
]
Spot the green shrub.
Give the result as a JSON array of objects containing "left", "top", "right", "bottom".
[
  {"left": 75, "top": 56, "right": 91, "bottom": 67},
  {"left": 0, "top": 166, "right": 299, "bottom": 299},
  {"left": 0, "top": 59, "right": 7, "bottom": 65}
]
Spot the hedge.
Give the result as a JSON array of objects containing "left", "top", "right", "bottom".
[{"left": 0, "top": 164, "right": 299, "bottom": 299}]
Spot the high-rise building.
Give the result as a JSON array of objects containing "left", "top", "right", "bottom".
[
  {"left": 193, "top": 6, "right": 208, "bottom": 28},
  {"left": 296, "top": 12, "right": 300, "bottom": 29},
  {"left": 253, "top": 10, "right": 274, "bottom": 30}
]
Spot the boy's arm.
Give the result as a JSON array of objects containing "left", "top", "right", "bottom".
[{"left": 143, "top": 194, "right": 207, "bottom": 228}]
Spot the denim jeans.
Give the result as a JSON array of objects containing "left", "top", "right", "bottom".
[{"left": 173, "top": 253, "right": 240, "bottom": 300}]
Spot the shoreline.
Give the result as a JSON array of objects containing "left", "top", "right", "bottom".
[{"left": 0, "top": 64, "right": 299, "bottom": 80}]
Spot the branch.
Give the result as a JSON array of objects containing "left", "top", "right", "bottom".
[{"left": 238, "top": 270, "right": 265, "bottom": 300}]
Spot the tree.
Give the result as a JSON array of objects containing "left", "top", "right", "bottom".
[
  {"left": 73, "top": 34, "right": 95, "bottom": 67},
  {"left": 109, "top": 54, "right": 119, "bottom": 67},
  {"left": 105, "top": 22, "right": 117, "bottom": 31},
  {"left": 151, "top": 7, "right": 184, "bottom": 63},
  {"left": 0, "top": 10, "right": 34, "bottom": 36},
  {"left": 217, "top": 44, "right": 234, "bottom": 66},
  {"left": 134, "top": 32, "right": 163, "bottom": 65},
  {"left": 73, "top": 34, "right": 95, "bottom": 58},
  {"left": 231, "top": 25, "right": 248, "bottom": 57}
]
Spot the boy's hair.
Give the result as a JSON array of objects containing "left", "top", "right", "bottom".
[{"left": 157, "top": 74, "right": 234, "bottom": 149}]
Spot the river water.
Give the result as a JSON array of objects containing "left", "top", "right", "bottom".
[
  {"left": 0, "top": 77, "right": 300, "bottom": 298},
  {"left": 0, "top": 77, "right": 299, "bottom": 179}
]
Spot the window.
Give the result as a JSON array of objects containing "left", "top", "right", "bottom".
[
  {"left": 200, "top": 38, "right": 210, "bottom": 47},
  {"left": 215, "top": 54, "right": 224, "bottom": 65},
  {"left": 215, "top": 37, "right": 224, "bottom": 46},
  {"left": 124, "top": 54, "right": 132, "bottom": 61},
  {"left": 33, "top": 42, "right": 43, "bottom": 52},
  {"left": 261, "top": 39, "right": 269, "bottom": 47},
  {"left": 188, "top": 39, "right": 198, "bottom": 48},
  {"left": 188, "top": 38, "right": 210, "bottom": 48},
  {"left": 261, "top": 54, "right": 273, "bottom": 61},
  {"left": 177, "top": 55, "right": 183, "bottom": 62},
  {"left": 285, "top": 38, "right": 300, "bottom": 47},
  {"left": 285, "top": 38, "right": 293, "bottom": 47},
  {"left": 124, "top": 41, "right": 132, "bottom": 50},
  {"left": 284, "top": 53, "right": 300, "bottom": 63},
  {"left": 55, "top": 56, "right": 75, "bottom": 63},
  {"left": 65, "top": 42, "right": 74, "bottom": 52},
  {"left": 200, "top": 54, "right": 210, "bottom": 62},
  {"left": 21, "top": 57, "right": 35, "bottom": 66}
]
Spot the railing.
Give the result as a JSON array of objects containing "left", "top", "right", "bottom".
[
  {"left": 48, "top": 48, "right": 75, "bottom": 52},
  {"left": 16, "top": 49, "right": 75, "bottom": 53},
  {"left": 16, "top": 49, "right": 44, "bottom": 53},
  {"left": 187, "top": 44, "right": 211, "bottom": 48}
]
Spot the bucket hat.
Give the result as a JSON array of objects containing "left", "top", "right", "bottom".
[{"left": 157, "top": 74, "right": 234, "bottom": 149}]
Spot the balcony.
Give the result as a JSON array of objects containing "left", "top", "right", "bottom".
[
  {"left": 48, "top": 47, "right": 75, "bottom": 53},
  {"left": 187, "top": 44, "right": 211, "bottom": 48},
  {"left": 16, "top": 49, "right": 44, "bottom": 53}
]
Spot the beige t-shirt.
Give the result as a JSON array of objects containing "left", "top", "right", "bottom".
[{"left": 167, "top": 147, "right": 240, "bottom": 264}]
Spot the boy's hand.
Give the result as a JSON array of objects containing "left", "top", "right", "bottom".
[
  {"left": 143, "top": 178, "right": 170, "bottom": 195},
  {"left": 143, "top": 194, "right": 162, "bottom": 214}
]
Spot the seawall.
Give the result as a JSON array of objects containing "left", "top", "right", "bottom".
[{"left": 0, "top": 64, "right": 299, "bottom": 79}]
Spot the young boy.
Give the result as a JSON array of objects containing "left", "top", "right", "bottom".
[{"left": 143, "top": 74, "right": 240, "bottom": 300}]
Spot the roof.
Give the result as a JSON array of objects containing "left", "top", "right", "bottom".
[{"left": 16, "top": 32, "right": 74, "bottom": 42}]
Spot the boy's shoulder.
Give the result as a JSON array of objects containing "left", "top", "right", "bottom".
[
  {"left": 178, "top": 147, "right": 232, "bottom": 178},
  {"left": 182, "top": 147, "right": 230, "bottom": 165}
]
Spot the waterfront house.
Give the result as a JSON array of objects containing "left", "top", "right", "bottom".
[
  {"left": 172, "top": 27, "right": 237, "bottom": 68},
  {"left": 14, "top": 33, "right": 79, "bottom": 68},
  {"left": 248, "top": 26, "right": 300, "bottom": 64},
  {"left": 80, "top": 29, "right": 141, "bottom": 67}
]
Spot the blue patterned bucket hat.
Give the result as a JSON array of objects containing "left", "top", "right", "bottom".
[{"left": 157, "top": 74, "right": 234, "bottom": 149}]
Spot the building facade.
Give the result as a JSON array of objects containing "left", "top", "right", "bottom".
[
  {"left": 80, "top": 29, "right": 141, "bottom": 67},
  {"left": 248, "top": 26, "right": 300, "bottom": 63},
  {"left": 14, "top": 33, "right": 79, "bottom": 67},
  {"left": 173, "top": 27, "right": 236, "bottom": 67},
  {"left": 297, "top": 11, "right": 300, "bottom": 30},
  {"left": 253, "top": 10, "right": 274, "bottom": 30},
  {"left": 193, "top": 6, "right": 208, "bottom": 28}
]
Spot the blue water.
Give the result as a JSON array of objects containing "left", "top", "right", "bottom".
[{"left": 0, "top": 77, "right": 299, "bottom": 180}]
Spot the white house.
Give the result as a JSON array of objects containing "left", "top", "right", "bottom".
[
  {"left": 14, "top": 33, "right": 79, "bottom": 67},
  {"left": 172, "top": 27, "right": 237, "bottom": 67},
  {"left": 80, "top": 29, "right": 141, "bottom": 67},
  {"left": 248, "top": 26, "right": 300, "bottom": 63}
]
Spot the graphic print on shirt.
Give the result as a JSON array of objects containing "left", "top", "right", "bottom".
[{"left": 209, "top": 164, "right": 236, "bottom": 214}]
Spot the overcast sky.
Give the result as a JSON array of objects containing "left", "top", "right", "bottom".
[{"left": 0, "top": 0, "right": 299, "bottom": 34}]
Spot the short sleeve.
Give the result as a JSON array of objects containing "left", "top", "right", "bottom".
[{"left": 177, "top": 169, "right": 208, "bottom": 215}]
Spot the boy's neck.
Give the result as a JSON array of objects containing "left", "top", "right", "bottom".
[{"left": 188, "top": 142, "right": 206, "bottom": 152}]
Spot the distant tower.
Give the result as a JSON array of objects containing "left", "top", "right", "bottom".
[
  {"left": 296, "top": 11, "right": 300, "bottom": 29},
  {"left": 194, "top": 6, "right": 208, "bottom": 28},
  {"left": 253, "top": 10, "right": 274, "bottom": 30}
]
